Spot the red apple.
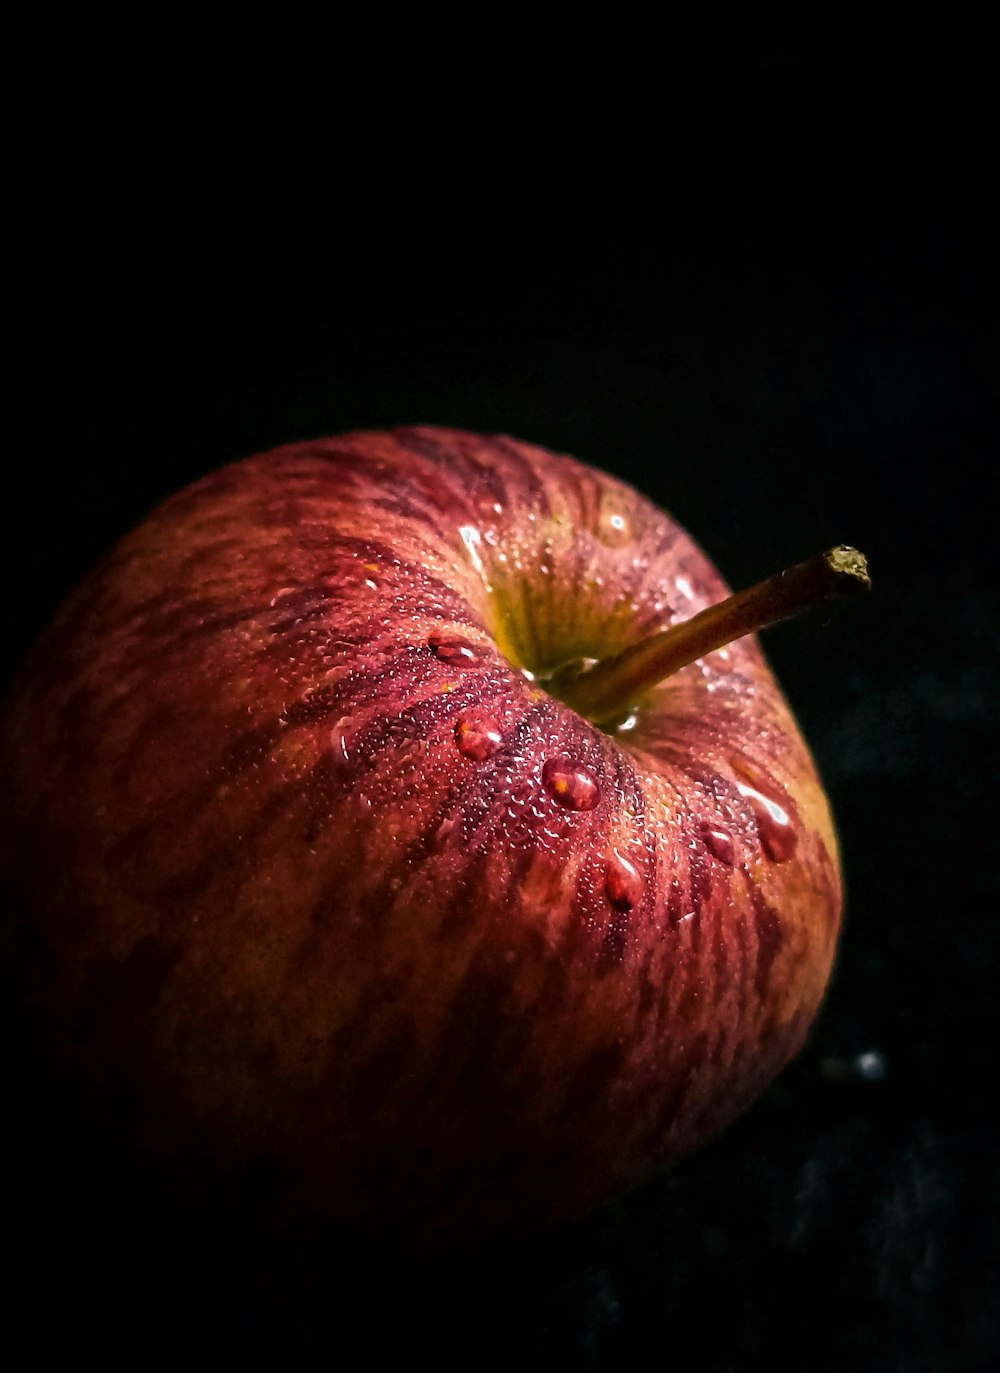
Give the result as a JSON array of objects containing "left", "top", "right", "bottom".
[{"left": 0, "top": 427, "right": 867, "bottom": 1248}]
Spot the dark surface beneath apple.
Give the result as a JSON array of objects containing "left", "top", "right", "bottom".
[{"left": 4, "top": 59, "right": 997, "bottom": 1372}]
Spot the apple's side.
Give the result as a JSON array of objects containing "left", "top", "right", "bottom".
[{"left": 0, "top": 427, "right": 840, "bottom": 1246}]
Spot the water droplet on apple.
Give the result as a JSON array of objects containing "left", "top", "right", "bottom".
[
  {"left": 542, "top": 757, "right": 601, "bottom": 811},
  {"left": 731, "top": 761, "right": 797, "bottom": 863},
  {"left": 428, "top": 633, "right": 477, "bottom": 666},
  {"left": 700, "top": 825, "right": 738, "bottom": 866},
  {"left": 604, "top": 846, "right": 642, "bottom": 909},
  {"left": 458, "top": 525, "right": 491, "bottom": 589},
  {"left": 455, "top": 715, "right": 503, "bottom": 761},
  {"left": 598, "top": 495, "right": 633, "bottom": 547},
  {"left": 330, "top": 717, "right": 352, "bottom": 764}
]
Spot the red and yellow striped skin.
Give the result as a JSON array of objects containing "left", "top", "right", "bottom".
[{"left": 0, "top": 428, "right": 840, "bottom": 1245}]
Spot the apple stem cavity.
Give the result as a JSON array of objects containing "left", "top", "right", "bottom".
[{"left": 555, "top": 546, "right": 870, "bottom": 726}]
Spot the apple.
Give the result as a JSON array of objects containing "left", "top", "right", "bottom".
[{"left": 0, "top": 426, "right": 868, "bottom": 1249}]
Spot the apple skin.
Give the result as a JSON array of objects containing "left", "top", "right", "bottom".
[{"left": 0, "top": 427, "right": 840, "bottom": 1247}]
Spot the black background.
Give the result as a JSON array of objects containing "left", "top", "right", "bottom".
[{"left": 5, "top": 55, "right": 997, "bottom": 1370}]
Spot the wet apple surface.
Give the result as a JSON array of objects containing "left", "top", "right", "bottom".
[{"left": 0, "top": 427, "right": 849, "bottom": 1246}]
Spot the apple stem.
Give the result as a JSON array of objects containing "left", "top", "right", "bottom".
[{"left": 556, "top": 546, "right": 870, "bottom": 724}]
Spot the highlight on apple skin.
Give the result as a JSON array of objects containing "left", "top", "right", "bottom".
[{"left": 0, "top": 427, "right": 853, "bottom": 1248}]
